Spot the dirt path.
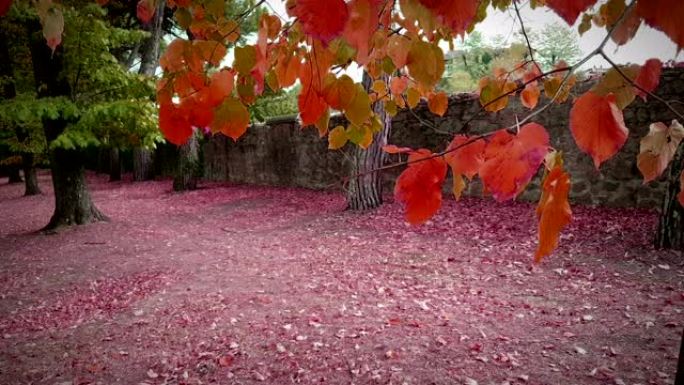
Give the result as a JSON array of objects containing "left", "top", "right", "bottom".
[{"left": 0, "top": 172, "right": 682, "bottom": 385}]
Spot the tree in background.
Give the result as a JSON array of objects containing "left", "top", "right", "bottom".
[
  {"left": 0, "top": 2, "right": 158, "bottom": 229},
  {"left": 528, "top": 22, "right": 583, "bottom": 71}
]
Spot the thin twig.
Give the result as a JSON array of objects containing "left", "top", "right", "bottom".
[{"left": 513, "top": 0, "right": 542, "bottom": 75}]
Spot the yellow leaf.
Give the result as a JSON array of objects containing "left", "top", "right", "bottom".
[
  {"left": 210, "top": 97, "right": 250, "bottom": 141},
  {"left": 234, "top": 45, "right": 256, "bottom": 75},
  {"left": 328, "top": 126, "right": 348, "bottom": 149},
  {"left": 345, "top": 85, "right": 372, "bottom": 126},
  {"left": 407, "top": 87, "right": 421, "bottom": 109}
]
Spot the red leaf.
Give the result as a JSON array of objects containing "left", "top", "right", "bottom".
[
  {"left": 290, "top": 0, "right": 349, "bottom": 44},
  {"left": 383, "top": 145, "right": 413, "bottom": 154},
  {"left": 159, "top": 103, "right": 193, "bottom": 146},
  {"left": 0, "top": 0, "right": 12, "bottom": 16},
  {"left": 634, "top": 58, "right": 662, "bottom": 101},
  {"left": 479, "top": 123, "right": 550, "bottom": 202},
  {"left": 298, "top": 86, "right": 328, "bottom": 126},
  {"left": 418, "top": 0, "right": 479, "bottom": 36},
  {"left": 343, "top": 0, "right": 382, "bottom": 65},
  {"left": 545, "top": 0, "right": 598, "bottom": 25},
  {"left": 394, "top": 149, "right": 447, "bottom": 225},
  {"left": 637, "top": 0, "right": 684, "bottom": 50},
  {"left": 570, "top": 91, "right": 628, "bottom": 168},
  {"left": 445, "top": 135, "right": 485, "bottom": 180},
  {"left": 535, "top": 165, "right": 572, "bottom": 262},
  {"left": 137, "top": 0, "right": 155, "bottom": 23}
]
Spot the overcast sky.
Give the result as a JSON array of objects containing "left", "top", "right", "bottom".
[{"left": 262, "top": 0, "right": 683, "bottom": 73}]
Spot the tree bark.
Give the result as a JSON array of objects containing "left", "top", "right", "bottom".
[
  {"left": 109, "top": 148, "right": 121, "bottom": 181},
  {"left": 22, "top": 152, "right": 41, "bottom": 195},
  {"left": 132, "top": 0, "right": 165, "bottom": 182},
  {"left": 173, "top": 131, "right": 200, "bottom": 191},
  {"left": 29, "top": 19, "right": 105, "bottom": 229},
  {"left": 655, "top": 144, "right": 684, "bottom": 250},
  {"left": 44, "top": 147, "right": 106, "bottom": 230},
  {"left": 346, "top": 72, "right": 392, "bottom": 211}
]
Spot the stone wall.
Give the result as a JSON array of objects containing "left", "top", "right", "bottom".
[{"left": 199, "top": 68, "right": 684, "bottom": 208}]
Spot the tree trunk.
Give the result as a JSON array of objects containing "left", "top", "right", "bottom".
[
  {"left": 44, "top": 147, "right": 107, "bottom": 230},
  {"left": 22, "top": 152, "right": 41, "bottom": 195},
  {"left": 346, "top": 72, "right": 392, "bottom": 210},
  {"left": 29, "top": 19, "right": 104, "bottom": 229},
  {"left": 173, "top": 131, "right": 200, "bottom": 191},
  {"left": 132, "top": 0, "right": 165, "bottom": 182},
  {"left": 109, "top": 148, "right": 121, "bottom": 181},
  {"left": 8, "top": 167, "right": 22, "bottom": 183},
  {"left": 133, "top": 147, "right": 154, "bottom": 181},
  {"left": 655, "top": 145, "right": 684, "bottom": 250}
]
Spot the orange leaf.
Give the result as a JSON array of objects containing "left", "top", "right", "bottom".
[
  {"left": 445, "top": 135, "right": 485, "bottom": 180},
  {"left": 322, "top": 75, "right": 356, "bottom": 111},
  {"left": 634, "top": 58, "right": 662, "bottom": 101},
  {"left": 159, "top": 103, "right": 193, "bottom": 146},
  {"left": 451, "top": 173, "right": 466, "bottom": 201},
  {"left": 387, "top": 35, "right": 411, "bottom": 69},
  {"left": 535, "top": 165, "right": 572, "bottom": 263},
  {"left": 545, "top": 0, "right": 598, "bottom": 25},
  {"left": 417, "top": 0, "right": 478, "bottom": 36},
  {"left": 205, "top": 69, "right": 234, "bottom": 107},
  {"left": 298, "top": 86, "right": 328, "bottom": 126},
  {"left": 343, "top": 0, "right": 382, "bottom": 65},
  {"left": 520, "top": 82, "right": 540, "bottom": 109},
  {"left": 290, "top": 0, "right": 349, "bottom": 44},
  {"left": 210, "top": 97, "right": 250, "bottom": 141},
  {"left": 636, "top": 0, "right": 684, "bottom": 50},
  {"left": 390, "top": 76, "right": 409, "bottom": 96},
  {"left": 570, "top": 91, "right": 628, "bottom": 168},
  {"left": 427, "top": 92, "right": 448, "bottom": 116},
  {"left": 394, "top": 149, "right": 447, "bottom": 225},
  {"left": 137, "top": 0, "right": 155, "bottom": 23},
  {"left": 637, "top": 120, "right": 684, "bottom": 183},
  {"left": 480, "top": 123, "right": 550, "bottom": 202},
  {"left": 479, "top": 77, "right": 516, "bottom": 112}
]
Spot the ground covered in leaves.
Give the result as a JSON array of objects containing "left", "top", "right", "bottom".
[{"left": 0, "top": 172, "right": 682, "bottom": 385}]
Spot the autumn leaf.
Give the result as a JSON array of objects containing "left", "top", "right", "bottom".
[
  {"left": 343, "top": 0, "right": 381, "bottom": 65},
  {"left": 0, "top": 0, "right": 11, "bottom": 16},
  {"left": 406, "top": 87, "right": 421, "bottom": 109},
  {"left": 480, "top": 123, "right": 550, "bottom": 202},
  {"left": 427, "top": 92, "right": 448, "bottom": 116},
  {"left": 543, "top": 74, "right": 575, "bottom": 104},
  {"left": 290, "top": 0, "right": 349, "bottom": 44},
  {"left": 545, "top": 0, "right": 598, "bottom": 25},
  {"left": 636, "top": 0, "right": 684, "bottom": 50},
  {"left": 445, "top": 135, "right": 485, "bottom": 180},
  {"left": 521, "top": 82, "right": 540, "bottom": 109},
  {"left": 535, "top": 164, "right": 572, "bottom": 262},
  {"left": 634, "top": 58, "right": 662, "bottom": 101},
  {"left": 417, "top": 0, "right": 478, "bottom": 36},
  {"left": 210, "top": 97, "right": 250, "bottom": 141},
  {"left": 390, "top": 76, "right": 409, "bottom": 96},
  {"left": 344, "top": 84, "right": 372, "bottom": 126},
  {"left": 637, "top": 120, "right": 684, "bottom": 183},
  {"left": 322, "top": 75, "right": 356, "bottom": 111},
  {"left": 387, "top": 35, "right": 411, "bottom": 69},
  {"left": 204, "top": 69, "right": 234, "bottom": 107},
  {"left": 570, "top": 91, "right": 628, "bottom": 168},
  {"left": 591, "top": 65, "right": 639, "bottom": 110},
  {"left": 328, "top": 126, "right": 348, "bottom": 149},
  {"left": 234, "top": 45, "right": 257, "bottom": 75},
  {"left": 406, "top": 41, "right": 444, "bottom": 89},
  {"left": 383, "top": 144, "right": 413, "bottom": 154},
  {"left": 479, "top": 76, "right": 517, "bottom": 112},
  {"left": 394, "top": 149, "right": 447, "bottom": 225},
  {"left": 451, "top": 173, "right": 466, "bottom": 201},
  {"left": 159, "top": 103, "right": 193, "bottom": 146},
  {"left": 610, "top": 3, "right": 641, "bottom": 46},
  {"left": 137, "top": 0, "right": 155, "bottom": 23},
  {"left": 298, "top": 86, "right": 327, "bottom": 126}
]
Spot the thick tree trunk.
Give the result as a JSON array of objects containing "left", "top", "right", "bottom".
[
  {"left": 109, "top": 148, "right": 121, "bottom": 181},
  {"left": 655, "top": 145, "right": 684, "bottom": 250},
  {"left": 132, "top": 0, "right": 165, "bottom": 182},
  {"left": 346, "top": 72, "right": 392, "bottom": 210},
  {"left": 29, "top": 20, "right": 104, "bottom": 229},
  {"left": 22, "top": 152, "right": 41, "bottom": 195},
  {"left": 44, "top": 147, "right": 106, "bottom": 230},
  {"left": 173, "top": 131, "right": 200, "bottom": 191}
]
